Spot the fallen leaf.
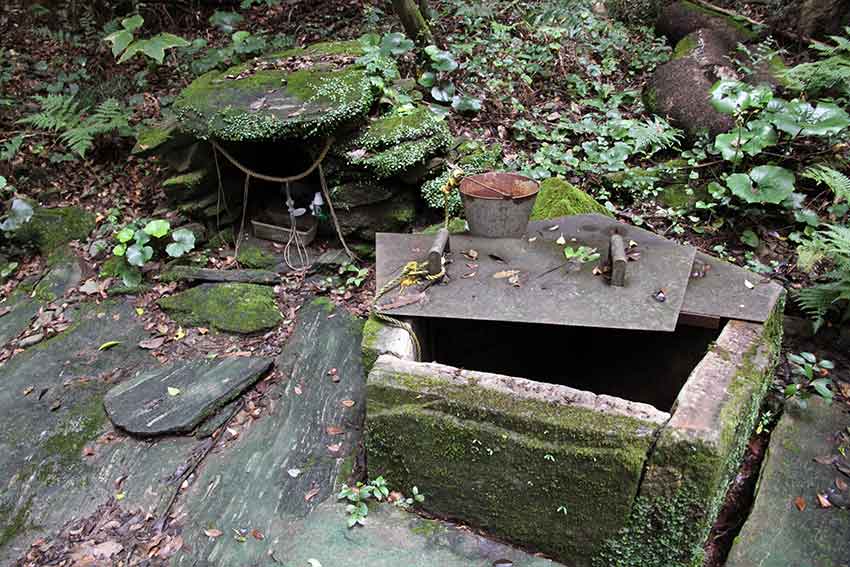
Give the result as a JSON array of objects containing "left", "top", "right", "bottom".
[
  {"left": 157, "top": 324, "right": 169, "bottom": 335},
  {"left": 174, "top": 327, "right": 186, "bottom": 340},
  {"left": 251, "top": 528, "right": 264, "bottom": 540},
  {"left": 836, "top": 477, "right": 848, "bottom": 491},
  {"left": 287, "top": 468, "right": 301, "bottom": 478},
  {"left": 135, "top": 307, "right": 145, "bottom": 316},
  {"left": 98, "top": 341, "right": 122, "bottom": 351},
  {"left": 115, "top": 492, "right": 125, "bottom": 501},
  {"left": 50, "top": 399, "right": 61, "bottom": 411},
  {"left": 79, "top": 280, "right": 99, "bottom": 295},
  {"left": 304, "top": 486, "right": 321, "bottom": 502},
  {"left": 508, "top": 274, "right": 521, "bottom": 287},
  {"left": 528, "top": 236, "right": 537, "bottom": 242},
  {"left": 462, "top": 272, "right": 476, "bottom": 279},
  {"left": 327, "top": 443, "right": 342, "bottom": 453},
  {"left": 204, "top": 528, "right": 223, "bottom": 539},
  {"left": 294, "top": 385, "right": 303, "bottom": 395},
  {"left": 167, "top": 387, "right": 181, "bottom": 397},
  {"left": 327, "top": 368, "right": 339, "bottom": 382},
  {"left": 464, "top": 249, "right": 479, "bottom": 260},
  {"left": 493, "top": 270, "right": 520, "bottom": 279},
  {"left": 89, "top": 540, "right": 124, "bottom": 559},
  {"left": 744, "top": 279, "right": 755, "bottom": 289},
  {"left": 817, "top": 493, "right": 832, "bottom": 508},
  {"left": 794, "top": 496, "right": 806, "bottom": 511},
  {"left": 139, "top": 337, "right": 166, "bottom": 350},
  {"left": 198, "top": 327, "right": 209, "bottom": 335},
  {"left": 326, "top": 426, "right": 344, "bottom": 435},
  {"left": 556, "top": 234, "right": 566, "bottom": 246},
  {"left": 341, "top": 399, "right": 356, "bottom": 408},
  {"left": 22, "top": 386, "right": 33, "bottom": 396}
]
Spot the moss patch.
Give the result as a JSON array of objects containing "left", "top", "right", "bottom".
[
  {"left": 158, "top": 283, "right": 282, "bottom": 333},
  {"left": 530, "top": 178, "right": 611, "bottom": 220},
  {"left": 355, "top": 106, "right": 450, "bottom": 151},
  {"left": 672, "top": 35, "right": 698, "bottom": 59},
  {"left": 173, "top": 40, "right": 377, "bottom": 141},
  {"left": 14, "top": 206, "right": 95, "bottom": 258},
  {"left": 237, "top": 242, "right": 277, "bottom": 269}
]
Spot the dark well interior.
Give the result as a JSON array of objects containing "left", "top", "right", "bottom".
[{"left": 416, "top": 317, "right": 722, "bottom": 412}]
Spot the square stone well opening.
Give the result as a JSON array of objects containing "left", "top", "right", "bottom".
[
  {"left": 415, "top": 316, "right": 721, "bottom": 412},
  {"left": 364, "top": 215, "right": 786, "bottom": 567}
]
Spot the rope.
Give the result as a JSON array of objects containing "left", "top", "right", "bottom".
[
  {"left": 283, "top": 181, "right": 310, "bottom": 270},
  {"left": 210, "top": 138, "right": 333, "bottom": 184},
  {"left": 372, "top": 260, "right": 446, "bottom": 361},
  {"left": 209, "top": 137, "right": 357, "bottom": 264}
]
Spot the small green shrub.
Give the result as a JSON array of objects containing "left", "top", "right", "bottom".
[{"left": 110, "top": 219, "right": 196, "bottom": 287}]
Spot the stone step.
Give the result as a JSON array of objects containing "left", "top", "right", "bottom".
[{"left": 726, "top": 398, "right": 850, "bottom": 567}]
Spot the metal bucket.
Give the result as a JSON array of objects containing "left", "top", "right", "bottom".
[{"left": 459, "top": 172, "right": 539, "bottom": 238}]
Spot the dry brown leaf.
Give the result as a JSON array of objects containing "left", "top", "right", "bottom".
[
  {"left": 138, "top": 336, "right": 166, "bottom": 350},
  {"left": 817, "top": 493, "right": 832, "bottom": 508},
  {"left": 327, "top": 443, "right": 342, "bottom": 453},
  {"left": 836, "top": 477, "right": 848, "bottom": 492},
  {"left": 341, "top": 400, "right": 356, "bottom": 408},
  {"left": 251, "top": 528, "right": 264, "bottom": 540},
  {"left": 464, "top": 249, "right": 479, "bottom": 260},
  {"left": 304, "top": 486, "right": 321, "bottom": 502},
  {"left": 326, "top": 426, "right": 344, "bottom": 435},
  {"left": 22, "top": 386, "right": 33, "bottom": 396},
  {"left": 794, "top": 496, "right": 807, "bottom": 511},
  {"left": 462, "top": 272, "right": 477, "bottom": 279},
  {"left": 204, "top": 528, "right": 223, "bottom": 539},
  {"left": 493, "top": 270, "right": 519, "bottom": 279}
]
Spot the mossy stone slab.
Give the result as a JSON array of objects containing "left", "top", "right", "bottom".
[
  {"left": 726, "top": 398, "right": 850, "bottom": 567},
  {"left": 161, "top": 265, "right": 280, "bottom": 285},
  {"left": 0, "top": 291, "right": 37, "bottom": 348},
  {"left": 174, "top": 41, "right": 376, "bottom": 142},
  {"left": 366, "top": 357, "right": 666, "bottom": 566},
  {"left": 13, "top": 206, "right": 95, "bottom": 258},
  {"left": 104, "top": 356, "right": 273, "bottom": 436},
  {"left": 158, "top": 283, "right": 282, "bottom": 333}
]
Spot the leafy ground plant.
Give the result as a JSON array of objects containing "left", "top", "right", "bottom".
[
  {"left": 337, "top": 477, "right": 424, "bottom": 527},
  {"left": 104, "top": 15, "right": 189, "bottom": 65},
  {"left": 111, "top": 219, "right": 195, "bottom": 287},
  {"left": 783, "top": 352, "right": 835, "bottom": 407}
]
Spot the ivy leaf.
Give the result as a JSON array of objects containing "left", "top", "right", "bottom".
[
  {"left": 431, "top": 81, "right": 456, "bottom": 103},
  {"left": 119, "top": 34, "right": 190, "bottom": 65},
  {"left": 166, "top": 228, "right": 196, "bottom": 258},
  {"left": 104, "top": 30, "right": 134, "bottom": 58},
  {"left": 209, "top": 10, "right": 243, "bottom": 33},
  {"left": 134, "top": 230, "right": 150, "bottom": 246},
  {"left": 0, "top": 198, "right": 34, "bottom": 232},
  {"left": 380, "top": 32, "right": 414, "bottom": 56},
  {"left": 451, "top": 95, "right": 482, "bottom": 113},
  {"left": 710, "top": 80, "right": 772, "bottom": 116},
  {"left": 116, "top": 227, "right": 135, "bottom": 243},
  {"left": 126, "top": 244, "right": 154, "bottom": 267},
  {"left": 769, "top": 100, "right": 850, "bottom": 137},
  {"left": 741, "top": 120, "right": 777, "bottom": 155},
  {"left": 143, "top": 219, "right": 171, "bottom": 238},
  {"left": 741, "top": 229, "right": 760, "bottom": 248},
  {"left": 418, "top": 71, "right": 436, "bottom": 88},
  {"left": 424, "top": 45, "right": 458, "bottom": 72},
  {"left": 121, "top": 14, "right": 144, "bottom": 32}
]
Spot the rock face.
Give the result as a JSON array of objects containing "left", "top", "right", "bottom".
[
  {"left": 726, "top": 397, "right": 850, "bottom": 567},
  {"left": 158, "top": 282, "right": 282, "bottom": 333},
  {"left": 104, "top": 356, "right": 273, "bottom": 436},
  {"left": 656, "top": 0, "right": 753, "bottom": 46}
]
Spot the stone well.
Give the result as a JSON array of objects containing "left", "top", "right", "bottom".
[{"left": 363, "top": 215, "right": 784, "bottom": 567}]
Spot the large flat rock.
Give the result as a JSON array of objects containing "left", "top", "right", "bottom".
[
  {"left": 727, "top": 398, "right": 850, "bottom": 567},
  {"left": 158, "top": 282, "right": 282, "bottom": 333},
  {"left": 0, "top": 300, "right": 199, "bottom": 562},
  {"left": 104, "top": 356, "right": 273, "bottom": 436}
]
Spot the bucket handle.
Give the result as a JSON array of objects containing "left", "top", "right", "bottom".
[{"left": 464, "top": 176, "right": 518, "bottom": 200}]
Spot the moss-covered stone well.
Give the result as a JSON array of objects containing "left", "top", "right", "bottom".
[{"left": 365, "top": 216, "right": 785, "bottom": 567}]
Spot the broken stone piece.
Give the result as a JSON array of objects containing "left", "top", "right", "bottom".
[{"left": 104, "top": 356, "right": 273, "bottom": 436}]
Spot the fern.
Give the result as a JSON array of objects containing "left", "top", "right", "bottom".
[
  {"left": 60, "top": 99, "right": 130, "bottom": 157},
  {"left": 19, "top": 96, "right": 130, "bottom": 157},
  {"left": 627, "top": 116, "right": 682, "bottom": 156},
  {"left": 17, "top": 94, "right": 82, "bottom": 131},
  {"left": 802, "top": 164, "right": 850, "bottom": 203},
  {"left": 796, "top": 223, "right": 850, "bottom": 329},
  {"left": 785, "top": 27, "right": 850, "bottom": 97}
]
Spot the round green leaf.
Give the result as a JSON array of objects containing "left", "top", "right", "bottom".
[
  {"left": 748, "top": 165, "right": 796, "bottom": 204},
  {"left": 451, "top": 95, "right": 482, "bottom": 113},
  {"left": 116, "top": 227, "right": 135, "bottom": 243},
  {"left": 431, "top": 81, "right": 456, "bottom": 103},
  {"left": 165, "top": 228, "right": 196, "bottom": 257},
  {"left": 121, "top": 14, "right": 144, "bottom": 32},
  {"left": 126, "top": 244, "right": 154, "bottom": 267},
  {"left": 113, "top": 243, "right": 127, "bottom": 257},
  {"left": 426, "top": 47, "right": 458, "bottom": 73},
  {"left": 209, "top": 10, "right": 243, "bottom": 33},
  {"left": 143, "top": 219, "right": 171, "bottom": 238},
  {"left": 726, "top": 173, "right": 755, "bottom": 202},
  {"left": 380, "top": 32, "right": 414, "bottom": 56},
  {"left": 418, "top": 71, "right": 436, "bottom": 88},
  {"left": 740, "top": 229, "right": 760, "bottom": 248}
]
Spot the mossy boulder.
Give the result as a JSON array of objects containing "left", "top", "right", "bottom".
[
  {"left": 530, "top": 178, "right": 611, "bottom": 220},
  {"left": 174, "top": 40, "right": 377, "bottom": 142},
  {"left": 158, "top": 283, "right": 282, "bottom": 333},
  {"left": 657, "top": 183, "right": 710, "bottom": 209},
  {"left": 13, "top": 206, "right": 95, "bottom": 258},
  {"left": 343, "top": 108, "right": 453, "bottom": 179},
  {"left": 656, "top": 1, "right": 755, "bottom": 46},
  {"left": 236, "top": 242, "right": 278, "bottom": 269}
]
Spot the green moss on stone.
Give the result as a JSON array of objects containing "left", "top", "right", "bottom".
[
  {"left": 673, "top": 35, "right": 698, "bottom": 59},
  {"left": 352, "top": 134, "right": 452, "bottom": 179},
  {"left": 173, "top": 41, "right": 377, "bottom": 142},
  {"left": 14, "top": 206, "right": 95, "bottom": 258},
  {"left": 158, "top": 283, "right": 282, "bottom": 333},
  {"left": 310, "top": 296, "right": 336, "bottom": 314},
  {"left": 657, "top": 184, "right": 709, "bottom": 210},
  {"left": 237, "top": 243, "right": 277, "bottom": 269},
  {"left": 163, "top": 169, "right": 208, "bottom": 190},
  {"left": 356, "top": 106, "right": 450, "bottom": 151},
  {"left": 530, "top": 178, "right": 611, "bottom": 220},
  {"left": 595, "top": 299, "right": 785, "bottom": 567},
  {"left": 679, "top": 0, "right": 756, "bottom": 40},
  {"left": 132, "top": 123, "right": 176, "bottom": 155},
  {"left": 0, "top": 498, "right": 32, "bottom": 548},
  {"left": 361, "top": 316, "right": 384, "bottom": 372}
]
